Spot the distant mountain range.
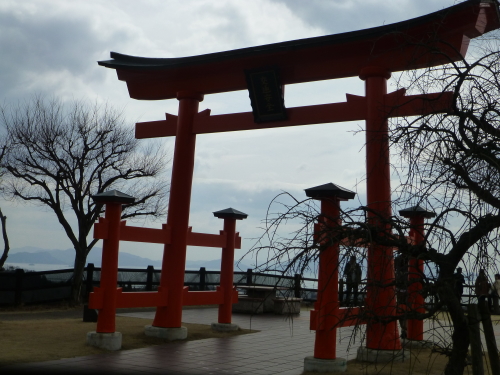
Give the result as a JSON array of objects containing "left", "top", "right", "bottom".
[{"left": 7, "top": 246, "right": 251, "bottom": 271}]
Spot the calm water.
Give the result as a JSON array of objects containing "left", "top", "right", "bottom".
[
  {"left": 2, "top": 262, "right": 210, "bottom": 272},
  {"left": 4, "top": 262, "right": 73, "bottom": 272}
]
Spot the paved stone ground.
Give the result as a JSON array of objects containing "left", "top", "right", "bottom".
[{"left": 3, "top": 307, "right": 500, "bottom": 375}]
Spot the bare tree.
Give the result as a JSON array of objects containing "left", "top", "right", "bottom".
[
  {"left": 0, "top": 144, "right": 10, "bottom": 270},
  {"left": 390, "top": 32, "right": 500, "bottom": 374},
  {"left": 0, "top": 97, "right": 169, "bottom": 303},
  {"left": 246, "top": 33, "right": 500, "bottom": 375}
]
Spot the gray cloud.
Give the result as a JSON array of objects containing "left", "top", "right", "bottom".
[
  {"left": 0, "top": 9, "right": 96, "bottom": 98},
  {"left": 268, "top": 0, "right": 458, "bottom": 34},
  {"left": 0, "top": 0, "right": 474, "bottom": 260}
]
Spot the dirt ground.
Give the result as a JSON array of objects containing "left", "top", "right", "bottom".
[{"left": 0, "top": 304, "right": 256, "bottom": 366}]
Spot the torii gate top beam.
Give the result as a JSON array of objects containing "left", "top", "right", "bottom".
[{"left": 98, "top": 0, "right": 499, "bottom": 100}]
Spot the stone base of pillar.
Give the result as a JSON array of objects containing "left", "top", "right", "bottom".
[
  {"left": 304, "top": 356, "right": 347, "bottom": 373},
  {"left": 402, "top": 339, "right": 435, "bottom": 349},
  {"left": 144, "top": 325, "right": 187, "bottom": 340},
  {"left": 356, "top": 346, "right": 406, "bottom": 363},
  {"left": 86, "top": 331, "right": 122, "bottom": 351},
  {"left": 211, "top": 322, "right": 239, "bottom": 332}
]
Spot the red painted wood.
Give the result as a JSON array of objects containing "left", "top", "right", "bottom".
[
  {"left": 111, "top": 2, "right": 496, "bottom": 100},
  {"left": 93, "top": 217, "right": 109, "bottom": 239},
  {"left": 88, "top": 286, "right": 105, "bottom": 309},
  {"left": 183, "top": 288, "right": 225, "bottom": 306},
  {"left": 95, "top": 222, "right": 241, "bottom": 249},
  {"left": 116, "top": 290, "right": 168, "bottom": 308},
  {"left": 187, "top": 230, "right": 226, "bottom": 248},
  {"left": 313, "top": 198, "right": 341, "bottom": 359},
  {"left": 118, "top": 224, "right": 171, "bottom": 244},
  {"left": 135, "top": 91, "right": 452, "bottom": 138},
  {"left": 218, "top": 218, "right": 237, "bottom": 324},
  {"left": 95, "top": 203, "right": 123, "bottom": 333},
  {"left": 407, "top": 215, "right": 426, "bottom": 341},
  {"left": 361, "top": 66, "right": 402, "bottom": 351},
  {"left": 153, "top": 91, "right": 203, "bottom": 329},
  {"left": 192, "top": 100, "right": 366, "bottom": 134},
  {"left": 135, "top": 115, "right": 178, "bottom": 139},
  {"left": 310, "top": 307, "right": 365, "bottom": 330}
]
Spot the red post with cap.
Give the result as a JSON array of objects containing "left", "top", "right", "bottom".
[
  {"left": 91, "top": 190, "right": 135, "bottom": 333},
  {"left": 214, "top": 208, "right": 248, "bottom": 324},
  {"left": 399, "top": 206, "right": 436, "bottom": 341},
  {"left": 305, "top": 183, "right": 356, "bottom": 360},
  {"left": 315, "top": 198, "right": 341, "bottom": 359}
]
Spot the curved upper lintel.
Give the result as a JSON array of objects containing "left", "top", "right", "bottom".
[{"left": 99, "top": 0, "right": 500, "bottom": 100}]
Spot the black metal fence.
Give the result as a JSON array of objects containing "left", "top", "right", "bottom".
[
  {"left": 0, "top": 264, "right": 319, "bottom": 306},
  {"left": 0, "top": 264, "right": 478, "bottom": 307},
  {"left": 0, "top": 268, "right": 76, "bottom": 305}
]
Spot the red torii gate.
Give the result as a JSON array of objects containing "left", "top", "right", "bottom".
[{"left": 94, "top": 0, "right": 499, "bottom": 367}]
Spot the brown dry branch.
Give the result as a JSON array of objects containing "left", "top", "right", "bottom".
[
  {"left": 245, "top": 31, "right": 500, "bottom": 375},
  {"left": 0, "top": 97, "right": 170, "bottom": 303}
]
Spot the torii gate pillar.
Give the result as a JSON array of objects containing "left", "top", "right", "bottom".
[
  {"left": 152, "top": 91, "right": 203, "bottom": 335},
  {"left": 360, "top": 67, "right": 402, "bottom": 352}
]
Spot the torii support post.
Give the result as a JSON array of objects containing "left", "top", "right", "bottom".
[
  {"left": 360, "top": 66, "right": 402, "bottom": 352},
  {"left": 86, "top": 190, "right": 135, "bottom": 351},
  {"left": 399, "top": 206, "right": 436, "bottom": 342},
  {"left": 212, "top": 208, "right": 248, "bottom": 332},
  {"left": 151, "top": 91, "right": 203, "bottom": 340},
  {"left": 304, "top": 183, "right": 355, "bottom": 374}
]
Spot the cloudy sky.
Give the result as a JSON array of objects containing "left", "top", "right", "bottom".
[{"left": 0, "top": 0, "right": 463, "bottom": 266}]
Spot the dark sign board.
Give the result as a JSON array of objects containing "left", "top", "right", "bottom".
[{"left": 245, "top": 67, "right": 287, "bottom": 123}]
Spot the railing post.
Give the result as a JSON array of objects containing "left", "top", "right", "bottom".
[
  {"left": 146, "top": 265, "right": 154, "bottom": 291},
  {"left": 199, "top": 267, "right": 206, "bottom": 291},
  {"left": 83, "top": 263, "right": 98, "bottom": 322},
  {"left": 86, "top": 263, "right": 95, "bottom": 297},
  {"left": 339, "top": 278, "right": 344, "bottom": 304},
  {"left": 14, "top": 268, "right": 24, "bottom": 306},
  {"left": 246, "top": 269, "right": 253, "bottom": 286},
  {"left": 294, "top": 273, "right": 302, "bottom": 298}
]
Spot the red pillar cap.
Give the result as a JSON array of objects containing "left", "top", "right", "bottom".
[
  {"left": 399, "top": 205, "right": 436, "bottom": 218},
  {"left": 213, "top": 208, "right": 248, "bottom": 220},
  {"left": 91, "top": 190, "right": 136, "bottom": 204},
  {"left": 305, "top": 183, "right": 356, "bottom": 200}
]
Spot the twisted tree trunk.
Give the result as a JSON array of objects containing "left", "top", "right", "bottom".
[{"left": 0, "top": 208, "right": 10, "bottom": 270}]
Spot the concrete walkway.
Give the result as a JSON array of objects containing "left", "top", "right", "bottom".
[{"left": 4, "top": 308, "right": 500, "bottom": 374}]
